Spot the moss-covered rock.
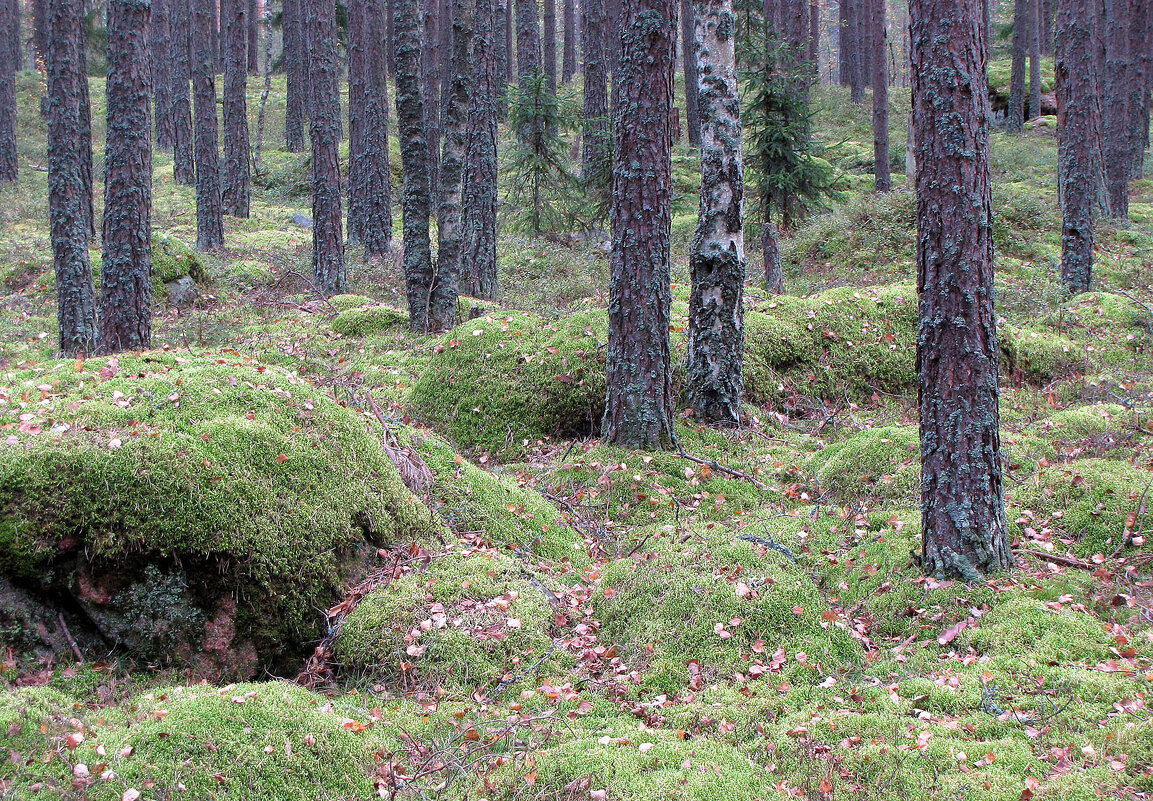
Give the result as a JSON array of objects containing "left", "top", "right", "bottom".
[
  {"left": 328, "top": 293, "right": 377, "bottom": 312},
  {"left": 962, "top": 596, "right": 1114, "bottom": 664},
  {"left": 150, "top": 232, "right": 205, "bottom": 284},
  {"left": 0, "top": 353, "right": 439, "bottom": 676},
  {"left": 809, "top": 425, "right": 919, "bottom": 502},
  {"left": 330, "top": 304, "right": 409, "bottom": 336},
  {"left": 1000, "top": 325, "right": 1082, "bottom": 381},
  {"left": 408, "top": 310, "right": 607, "bottom": 455}
]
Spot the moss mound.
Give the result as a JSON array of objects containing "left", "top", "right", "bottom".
[
  {"left": 1001, "top": 324, "right": 1082, "bottom": 380},
  {"left": 335, "top": 551, "right": 559, "bottom": 691},
  {"left": 809, "top": 425, "right": 919, "bottom": 501},
  {"left": 408, "top": 310, "right": 607, "bottom": 455},
  {"left": 151, "top": 233, "right": 205, "bottom": 284},
  {"left": 962, "top": 596, "right": 1114, "bottom": 664},
  {"left": 0, "top": 353, "right": 438, "bottom": 675},
  {"left": 331, "top": 304, "right": 409, "bottom": 336},
  {"left": 328, "top": 293, "right": 377, "bottom": 312}
]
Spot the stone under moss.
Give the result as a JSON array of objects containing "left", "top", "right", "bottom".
[
  {"left": 808, "top": 425, "right": 919, "bottom": 502},
  {"left": 330, "top": 304, "right": 410, "bottom": 336}
]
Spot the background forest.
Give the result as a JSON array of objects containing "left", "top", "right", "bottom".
[{"left": 2, "top": 0, "right": 1153, "bottom": 800}]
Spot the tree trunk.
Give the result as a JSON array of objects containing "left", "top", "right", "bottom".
[
  {"left": 283, "top": 0, "right": 306, "bottom": 151},
  {"left": 1056, "top": 0, "right": 1103, "bottom": 294},
  {"left": 33, "top": 0, "right": 48, "bottom": 66},
  {"left": 48, "top": 0, "right": 97, "bottom": 355},
  {"left": 1103, "top": 0, "right": 1141, "bottom": 217},
  {"left": 151, "top": 0, "right": 174, "bottom": 149},
  {"left": 387, "top": 0, "right": 396, "bottom": 77},
  {"left": 581, "top": 0, "right": 609, "bottom": 180},
  {"left": 7, "top": 0, "right": 19, "bottom": 74},
  {"left": 762, "top": 219, "right": 782, "bottom": 293},
  {"left": 306, "top": 0, "right": 345, "bottom": 293},
  {"left": 192, "top": 0, "right": 224, "bottom": 251},
  {"left": 1008, "top": 0, "right": 1027, "bottom": 131},
  {"left": 495, "top": 0, "right": 508, "bottom": 89},
  {"left": 871, "top": 0, "right": 890, "bottom": 191},
  {"left": 543, "top": 0, "right": 557, "bottom": 93},
  {"left": 1029, "top": 0, "right": 1042, "bottom": 119},
  {"left": 516, "top": 0, "right": 541, "bottom": 79},
  {"left": 0, "top": 0, "right": 16, "bottom": 183},
  {"left": 247, "top": 0, "right": 258, "bottom": 73},
  {"left": 605, "top": 0, "right": 621, "bottom": 72},
  {"left": 562, "top": 0, "right": 576, "bottom": 83},
  {"left": 101, "top": 0, "right": 153, "bottom": 354},
  {"left": 808, "top": 0, "right": 819, "bottom": 79},
  {"left": 1042, "top": 0, "right": 1053, "bottom": 55},
  {"left": 602, "top": 0, "right": 676, "bottom": 450},
  {"left": 911, "top": 0, "right": 1011, "bottom": 580},
  {"left": 463, "top": 0, "right": 499, "bottom": 300},
  {"left": 686, "top": 0, "right": 744, "bottom": 426},
  {"left": 395, "top": 0, "right": 435, "bottom": 331},
  {"left": 221, "top": 0, "right": 250, "bottom": 217},
  {"left": 170, "top": 0, "right": 196, "bottom": 184},
  {"left": 503, "top": 0, "right": 514, "bottom": 82},
  {"left": 348, "top": 0, "right": 394, "bottom": 260},
  {"left": 848, "top": 0, "right": 864, "bottom": 101},
  {"left": 78, "top": 16, "right": 94, "bottom": 240},
  {"left": 430, "top": 0, "right": 473, "bottom": 331},
  {"left": 681, "top": 0, "right": 701, "bottom": 147},
  {"left": 838, "top": 0, "right": 850, "bottom": 84},
  {"left": 423, "top": 0, "right": 442, "bottom": 199}
]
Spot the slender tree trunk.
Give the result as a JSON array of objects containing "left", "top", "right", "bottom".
[
  {"left": 1056, "top": 0, "right": 1103, "bottom": 294},
  {"left": 1103, "top": 0, "right": 1141, "bottom": 217},
  {"left": 911, "top": 0, "right": 1011, "bottom": 580},
  {"left": 681, "top": 0, "right": 701, "bottom": 147},
  {"left": 516, "top": 0, "right": 541, "bottom": 79},
  {"left": 602, "top": 0, "right": 677, "bottom": 450},
  {"left": 192, "top": 0, "right": 224, "bottom": 251},
  {"left": 1029, "top": 0, "right": 1042, "bottom": 119},
  {"left": 283, "top": 0, "right": 306, "bottom": 151},
  {"left": 762, "top": 218, "right": 782, "bottom": 293},
  {"left": 423, "top": 0, "right": 443, "bottom": 199},
  {"left": 247, "top": 0, "right": 258, "bottom": 72},
  {"left": 221, "top": 0, "right": 251, "bottom": 217},
  {"left": 396, "top": 0, "right": 435, "bottom": 331},
  {"left": 0, "top": 0, "right": 16, "bottom": 183},
  {"left": 581, "top": 0, "right": 609, "bottom": 180},
  {"left": 1129, "top": 1, "right": 1150, "bottom": 178},
  {"left": 33, "top": 0, "right": 48, "bottom": 66},
  {"left": 48, "top": 0, "right": 97, "bottom": 355},
  {"left": 1042, "top": 0, "right": 1053, "bottom": 55},
  {"left": 503, "top": 0, "right": 514, "bottom": 82},
  {"left": 687, "top": 0, "right": 744, "bottom": 426},
  {"left": 101, "top": 0, "right": 153, "bottom": 354},
  {"left": 253, "top": 3, "right": 273, "bottom": 173},
  {"left": 848, "top": 0, "right": 864, "bottom": 101},
  {"left": 306, "top": 0, "right": 345, "bottom": 293},
  {"left": 543, "top": 0, "right": 557, "bottom": 92},
  {"left": 838, "top": 0, "right": 850, "bottom": 84},
  {"left": 151, "top": 0, "right": 174, "bottom": 149},
  {"left": 463, "top": 0, "right": 499, "bottom": 300},
  {"left": 171, "top": 0, "right": 196, "bottom": 183},
  {"left": 808, "top": 0, "right": 819, "bottom": 79},
  {"left": 8, "top": 0, "right": 19, "bottom": 74},
  {"left": 430, "top": 0, "right": 473, "bottom": 331},
  {"left": 78, "top": 20, "right": 94, "bottom": 240},
  {"left": 871, "top": 0, "right": 890, "bottom": 190},
  {"left": 562, "top": 0, "right": 576, "bottom": 83},
  {"left": 348, "top": 0, "right": 394, "bottom": 260},
  {"left": 494, "top": 0, "right": 508, "bottom": 90},
  {"left": 1008, "top": 0, "right": 1027, "bottom": 131}
]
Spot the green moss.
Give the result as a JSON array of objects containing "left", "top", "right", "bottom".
[
  {"left": 0, "top": 353, "right": 439, "bottom": 669},
  {"left": 330, "top": 304, "right": 409, "bottom": 336},
  {"left": 1000, "top": 325, "right": 1082, "bottom": 380},
  {"left": 1031, "top": 403, "right": 1133, "bottom": 440},
  {"left": 962, "top": 596, "right": 1114, "bottom": 663},
  {"left": 328, "top": 293, "right": 377, "bottom": 312},
  {"left": 408, "top": 310, "right": 607, "bottom": 455},
  {"left": 808, "top": 425, "right": 919, "bottom": 502},
  {"left": 151, "top": 233, "right": 205, "bottom": 284},
  {"left": 227, "top": 258, "right": 279, "bottom": 287}
]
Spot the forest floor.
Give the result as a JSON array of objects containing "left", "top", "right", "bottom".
[{"left": 3, "top": 71, "right": 1153, "bottom": 801}]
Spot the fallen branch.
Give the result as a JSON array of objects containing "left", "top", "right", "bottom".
[
  {"left": 1015, "top": 548, "right": 1093, "bottom": 571},
  {"left": 676, "top": 450, "right": 771, "bottom": 491},
  {"left": 57, "top": 614, "right": 83, "bottom": 663}
]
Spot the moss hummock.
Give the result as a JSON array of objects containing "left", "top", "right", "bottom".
[{"left": 809, "top": 425, "right": 919, "bottom": 502}]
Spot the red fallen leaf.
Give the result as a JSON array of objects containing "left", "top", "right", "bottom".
[
  {"left": 276, "top": 454, "right": 288, "bottom": 463},
  {"left": 687, "top": 660, "right": 703, "bottom": 691},
  {"left": 937, "top": 618, "right": 970, "bottom": 646},
  {"left": 524, "top": 771, "right": 537, "bottom": 786},
  {"left": 819, "top": 775, "right": 833, "bottom": 796},
  {"left": 821, "top": 610, "right": 838, "bottom": 622},
  {"left": 554, "top": 374, "right": 573, "bottom": 383}
]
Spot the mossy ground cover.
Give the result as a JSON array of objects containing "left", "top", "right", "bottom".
[{"left": 3, "top": 69, "right": 1153, "bottom": 801}]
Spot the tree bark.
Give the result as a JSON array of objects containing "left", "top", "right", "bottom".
[
  {"left": 423, "top": 0, "right": 442, "bottom": 198},
  {"left": 463, "top": 0, "right": 499, "bottom": 299},
  {"left": 1056, "top": 0, "right": 1104, "bottom": 294},
  {"left": 0, "top": 0, "right": 16, "bottom": 183},
  {"left": 681, "top": 0, "right": 701, "bottom": 147},
  {"left": 838, "top": 0, "right": 850, "bottom": 85},
  {"left": 1029, "top": 0, "right": 1042, "bottom": 119},
  {"left": 1103, "top": 0, "right": 1142, "bottom": 217},
  {"left": 48, "top": 0, "right": 98, "bottom": 355},
  {"left": 581, "top": 0, "right": 609, "bottom": 179},
  {"left": 516, "top": 0, "right": 541, "bottom": 79},
  {"left": 871, "top": 0, "right": 890, "bottom": 191},
  {"left": 562, "top": 0, "right": 576, "bottom": 83},
  {"left": 686, "top": 0, "right": 744, "bottom": 426},
  {"left": 192, "top": 0, "right": 224, "bottom": 251},
  {"left": 396, "top": 0, "right": 435, "bottom": 331},
  {"left": 503, "top": 0, "right": 514, "bottom": 82},
  {"left": 247, "top": 0, "right": 258, "bottom": 73},
  {"left": 542, "top": 0, "right": 557, "bottom": 93},
  {"left": 33, "top": 0, "right": 48, "bottom": 66},
  {"left": 762, "top": 220, "right": 782, "bottom": 293},
  {"left": 602, "top": 0, "right": 677, "bottom": 450},
  {"left": 808, "top": 0, "right": 819, "bottom": 80},
  {"left": 151, "top": 0, "right": 174, "bottom": 149},
  {"left": 221, "top": 0, "right": 250, "bottom": 217},
  {"left": 430, "top": 0, "right": 473, "bottom": 331},
  {"left": 1008, "top": 0, "right": 1027, "bottom": 131},
  {"left": 101, "top": 0, "right": 153, "bottom": 354},
  {"left": 848, "top": 0, "right": 864, "bottom": 101},
  {"left": 170, "top": 0, "right": 196, "bottom": 184},
  {"left": 911, "top": 0, "right": 1011, "bottom": 580},
  {"left": 306, "top": 0, "right": 345, "bottom": 293},
  {"left": 283, "top": 0, "right": 306, "bottom": 151},
  {"left": 348, "top": 0, "right": 394, "bottom": 260}
]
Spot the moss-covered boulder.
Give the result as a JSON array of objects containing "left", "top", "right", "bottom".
[
  {"left": 151, "top": 233, "right": 205, "bottom": 284},
  {"left": 809, "top": 425, "right": 919, "bottom": 502},
  {"left": 330, "top": 304, "right": 409, "bottom": 336},
  {"left": 0, "top": 353, "right": 439, "bottom": 676},
  {"left": 408, "top": 310, "right": 607, "bottom": 455}
]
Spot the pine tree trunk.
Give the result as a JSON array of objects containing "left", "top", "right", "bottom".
[
  {"left": 192, "top": 0, "right": 224, "bottom": 251},
  {"left": 1129, "top": 1, "right": 1150, "bottom": 178},
  {"left": 151, "top": 0, "right": 174, "bottom": 149},
  {"left": 503, "top": 0, "right": 514, "bottom": 82},
  {"left": 848, "top": 0, "right": 864, "bottom": 101},
  {"left": 681, "top": 0, "right": 701, "bottom": 147},
  {"left": 562, "top": 0, "right": 576, "bottom": 83},
  {"left": 78, "top": 21, "right": 94, "bottom": 240},
  {"left": 423, "top": 0, "right": 442, "bottom": 198},
  {"left": 430, "top": 0, "right": 473, "bottom": 331},
  {"left": 33, "top": 0, "right": 48, "bottom": 66},
  {"left": 581, "top": 0, "right": 609, "bottom": 180},
  {"left": 247, "top": 0, "right": 258, "bottom": 73},
  {"left": 1042, "top": 0, "right": 1053, "bottom": 55},
  {"left": 494, "top": 0, "right": 508, "bottom": 90},
  {"left": 395, "top": 0, "right": 435, "bottom": 331},
  {"left": 911, "top": 0, "right": 1011, "bottom": 580},
  {"left": 386, "top": 0, "right": 396, "bottom": 77},
  {"left": 1056, "top": 0, "right": 1103, "bottom": 294},
  {"left": 221, "top": 0, "right": 251, "bottom": 217},
  {"left": 0, "top": 0, "right": 16, "bottom": 183},
  {"left": 7, "top": 0, "right": 19, "bottom": 74},
  {"left": 1008, "top": 0, "right": 1027, "bottom": 131},
  {"left": 602, "top": 0, "right": 677, "bottom": 450},
  {"left": 348, "top": 0, "right": 394, "bottom": 260},
  {"left": 1029, "top": 0, "right": 1042, "bottom": 119},
  {"left": 48, "top": 0, "right": 97, "bottom": 355},
  {"left": 686, "top": 0, "right": 744, "bottom": 426},
  {"left": 1103, "top": 0, "right": 1141, "bottom": 217},
  {"left": 306, "top": 0, "right": 345, "bottom": 293},
  {"left": 838, "top": 0, "right": 850, "bottom": 84},
  {"left": 808, "top": 0, "right": 819, "bottom": 79},
  {"left": 871, "top": 0, "right": 890, "bottom": 191},
  {"left": 516, "top": 0, "right": 541, "bottom": 79},
  {"left": 101, "top": 0, "right": 153, "bottom": 354},
  {"left": 283, "top": 0, "right": 306, "bottom": 151},
  {"left": 463, "top": 0, "right": 499, "bottom": 300},
  {"left": 605, "top": 0, "right": 621, "bottom": 72},
  {"left": 762, "top": 218, "right": 782, "bottom": 293},
  {"left": 543, "top": 0, "right": 557, "bottom": 92},
  {"left": 170, "top": 0, "right": 196, "bottom": 183}
]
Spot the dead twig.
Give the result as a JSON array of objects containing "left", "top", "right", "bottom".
[{"left": 675, "top": 450, "right": 771, "bottom": 491}]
